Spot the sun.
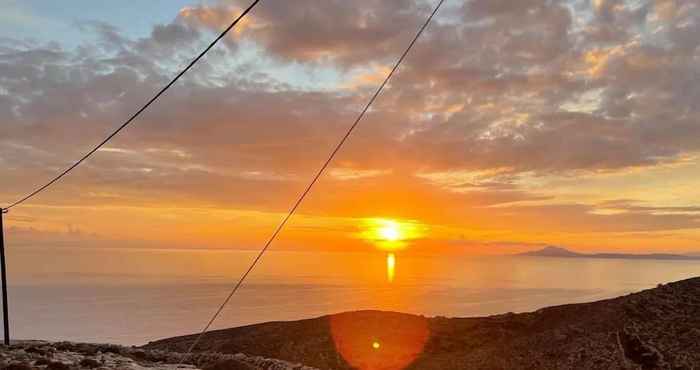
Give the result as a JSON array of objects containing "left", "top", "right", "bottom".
[
  {"left": 358, "top": 218, "right": 426, "bottom": 252},
  {"left": 378, "top": 221, "right": 401, "bottom": 241}
]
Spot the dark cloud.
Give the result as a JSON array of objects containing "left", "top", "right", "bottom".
[{"left": 180, "top": 0, "right": 435, "bottom": 67}]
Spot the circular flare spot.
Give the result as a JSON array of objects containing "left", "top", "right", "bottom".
[{"left": 330, "top": 311, "right": 429, "bottom": 370}]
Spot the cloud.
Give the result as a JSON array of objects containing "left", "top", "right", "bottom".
[
  {"left": 178, "top": 0, "right": 435, "bottom": 67},
  {"left": 329, "top": 168, "right": 391, "bottom": 181},
  {"left": 2, "top": 0, "right": 700, "bottom": 249}
]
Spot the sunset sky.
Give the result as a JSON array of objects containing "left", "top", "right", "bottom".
[{"left": 2, "top": 0, "right": 700, "bottom": 254}]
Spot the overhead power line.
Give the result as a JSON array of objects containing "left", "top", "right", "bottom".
[
  {"left": 179, "top": 0, "right": 447, "bottom": 360},
  {"left": 2, "top": 0, "right": 262, "bottom": 211}
]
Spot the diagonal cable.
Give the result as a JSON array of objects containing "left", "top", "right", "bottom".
[
  {"left": 177, "top": 0, "right": 447, "bottom": 361},
  {"left": 3, "top": 0, "right": 262, "bottom": 211}
]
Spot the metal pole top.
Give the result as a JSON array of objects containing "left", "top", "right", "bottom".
[{"left": 0, "top": 209, "right": 6, "bottom": 214}]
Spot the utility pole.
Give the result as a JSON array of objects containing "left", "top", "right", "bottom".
[{"left": 0, "top": 208, "right": 9, "bottom": 345}]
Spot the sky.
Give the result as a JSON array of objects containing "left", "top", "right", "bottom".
[{"left": 2, "top": 0, "right": 700, "bottom": 255}]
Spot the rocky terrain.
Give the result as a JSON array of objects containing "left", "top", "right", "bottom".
[
  {"left": 146, "top": 277, "right": 700, "bottom": 369},
  {"left": 0, "top": 341, "right": 319, "bottom": 370}
]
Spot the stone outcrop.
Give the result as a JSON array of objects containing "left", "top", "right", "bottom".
[{"left": 0, "top": 341, "right": 319, "bottom": 370}]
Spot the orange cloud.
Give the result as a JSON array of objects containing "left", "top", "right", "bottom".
[{"left": 4, "top": 0, "right": 700, "bottom": 256}]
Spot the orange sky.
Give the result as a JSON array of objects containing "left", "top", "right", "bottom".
[{"left": 3, "top": 0, "right": 700, "bottom": 255}]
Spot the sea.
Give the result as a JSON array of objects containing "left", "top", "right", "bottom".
[{"left": 5, "top": 246, "right": 699, "bottom": 345}]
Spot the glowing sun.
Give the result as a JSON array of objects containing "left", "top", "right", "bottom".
[
  {"left": 378, "top": 221, "right": 402, "bottom": 241},
  {"left": 359, "top": 218, "right": 426, "bottom": 252}
]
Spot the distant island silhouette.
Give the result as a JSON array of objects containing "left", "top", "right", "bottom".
[{"left": 518, "top": 245, "right": 700, "bottom": 260}]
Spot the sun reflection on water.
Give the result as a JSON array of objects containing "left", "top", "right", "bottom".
[{"left": 386, "top": 253, "right": 396, "bottom": 283}]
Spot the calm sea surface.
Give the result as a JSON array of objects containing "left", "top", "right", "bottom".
[{"left": 4, "top": 246, "right": 699, "bottom": 345}]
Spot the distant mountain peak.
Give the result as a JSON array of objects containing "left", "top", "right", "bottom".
[
  {"left": 519, "top": 246, "right": 582, "bottom": 257},
  {"left": 517, "top": 246, "right": 700, "bottom": 260}
]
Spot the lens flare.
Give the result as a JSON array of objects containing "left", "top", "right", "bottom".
[{"left": 330, "top": 311, "right": 430, "bottom": 370}]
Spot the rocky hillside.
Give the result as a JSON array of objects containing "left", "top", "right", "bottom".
[
  {"left": 146, "top": 277, "right": 700, "bottom": 370},
  {"left": 0, "top": 341, "right": 319, "bottom": 370}
]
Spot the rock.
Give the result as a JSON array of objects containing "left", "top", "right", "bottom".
[
  {"left": 620, "top": 328, "right": 665, "bottom": 369},
  {"left": 2, "top": 363, "right": 34, "bottom": 370},
  {"left": 45, "top": 362, "right": 70, "bottom": 370},
  {"left": 203, "top": 359, "right": 255, "bottom": 370},
  {"left": 78, "top": 358, "right": 101, "bottom": 368},
  {"left": 0, "top": 341, "right": 320, "bottom": 370}
]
